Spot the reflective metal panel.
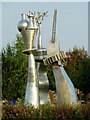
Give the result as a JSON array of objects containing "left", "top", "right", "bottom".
[
  {"left": 17, "top": 13, "right": 28, "bottom": 32},
  {"left": 53, "top": 65, "right": 78, "bottom": 105},
  {"left": 21, "top": 29, "right": 38, "bottom": 49},
  {"left": 37, "top": 62, "right": 50, "bottom": 104},
  {"left": 25, "top": 53, "right": 39, "bottom": 107},
  {"left": 38, "top": 24, "right": 42, "bottom": 49},
  {"left": 25, "top": 82, "right": 39, "bottom": 107}
]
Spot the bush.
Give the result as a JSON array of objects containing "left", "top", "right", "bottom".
[{"left": 2, "top": 101, "right": 90, "bottom": 120}]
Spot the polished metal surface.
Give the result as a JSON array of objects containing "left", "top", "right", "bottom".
[
  {"left": 34, "top": 48, "right": 47, "bottom": 62},
  {"left": 17, "top": 10, "right": 49, "bottom": 107},
  {"left": 37, "top": 62, "right": 50, "bottom": 104},
  {"left": 17, "top": 14, "right": 28, "bottom": 32},
  {"left": 53, "top": 64, "right": 78, "bottom": 105},
  {"left": 22, "top": 48, "right": 37, "bottom": 55},
  {"left": 45, "top": 9, "right": 78, "bottom": 105},
  {"left": 52, "top": 10, "right": 57, "bottom": 43},
  {"left": 17, "top": 9, "right": 78, "bottom": 107},
  {"left": 36, "top": 11, "right": 50, "bottom": 104},
  {"left": 25, "top": 82, "right": 39, "bottom": 107},
  {"left": 17, "top": 11, "right": 39, "bottom": 107},
  {"left": 43, "top": 51, "right": 67, "bottom": 66},
  {"left": 38, "top": 24, "right": 42, "bottom": 49},
  {"left": 25, "top": 53, "right": 39, "bottom": 107},
  {"left": 21, "top": 29, "right": 38, "bottom": 49}
]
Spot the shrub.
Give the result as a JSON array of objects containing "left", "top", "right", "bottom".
[{"left": 2, "top": 101, "right": 90, "bottom": 120}]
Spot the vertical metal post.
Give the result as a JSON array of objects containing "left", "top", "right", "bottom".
[
  {"left": 25, "top": 53, "right": 39, "bottom": 107},
  {"left": 38, "top": 24, "right": 42, "bottom": 49},
  {"left": 17, "top": 11, "right": 39, "bottom": 107}
]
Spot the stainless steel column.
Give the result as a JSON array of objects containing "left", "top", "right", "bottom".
[
  {"left": 17, "top": 11, "right": 39, "bottom": 107},
  {"left": 25, "top": 53, "right": 39, "bottom": 107}
]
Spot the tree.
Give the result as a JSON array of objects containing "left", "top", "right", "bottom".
[
  {"left": 47, "top": 66, "right": 56, "bottom": 91},
  {"left": 2, "top": 35, "right": 28, "bottom": 100},
  {"left": 2, "top": 36, "right": 90, "bottom": 100},
  {"left": 64, "top": 46, "right": 90, "bottom": 95}
]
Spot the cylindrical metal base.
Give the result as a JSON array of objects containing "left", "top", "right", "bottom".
[{"left": 25, "top": 53, "right": 39, "bottom": 107}]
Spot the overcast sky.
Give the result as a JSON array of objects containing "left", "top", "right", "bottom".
[{"left": 1, "top": 2, "right": 88, "bottom": 52}]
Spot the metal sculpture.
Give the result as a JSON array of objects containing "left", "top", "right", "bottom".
[
  {"left": 18, "top": 11, "right": 39, "bottom": 107},
  {"left": 17, "top": 11, "right": 50, "bottom": 107},
  {"left": 34, "top": 11, "right": 50, "bottom": 105},
  {"left": 44, "top": 9, "right": 78, "bottom": 105},
  {"left": 17, "top": 9, "right": 78, "bottom": 107}
]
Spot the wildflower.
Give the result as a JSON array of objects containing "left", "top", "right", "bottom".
[
  {"left": 8, "top": 100, "right": 16, "bottom": 105},
  {"left": 8, "top": 101, "right": 11, "bottom": 105},
  {"left": 13, "top": 100, "right": 16, "bottom": 105}
]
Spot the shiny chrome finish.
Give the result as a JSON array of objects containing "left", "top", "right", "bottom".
[
  {"left": 36, "top": 11, "right": 50, "bottom": 104},
  {"left": 25, "top": 54, "right": 39, "bottom": 107},
  {"left": 25, "top": 82, "right": 39, "bottom": 107},
  {"left": 21, "top": 12, "right": 38, "bottom": 50},
  {"left": 17, "top": 11, "right": 39, "bottom": 107},
  {"left": 17, "top": 10, "right": 78, "bottom": 107},
  {"left": 43, "top": 51, "right": 67, "bottom": 66},
  {"left": 22, "top": 48, "right": 37, "bottom": 55},
  {"left": 27, "top": 11, "right": 34, "bottom": 29},
  {"left": 36, "top": 11, "right": 48, "bottom": 49},
  {"left": 21, "top": 29, "right": 38, "bottom": 50},
  {"left": 38, "top": 24, "right": 42, "bottom": 49},
  {"left": 37, "top": 62, "right": 50, "bottom": 104},
  {"left": 52, "top": 10, "right": 57, "bottom": 43},
  {"left": 53, "top": 64, "right": 78, "bottom": 105},
  {"left": 34, "top": 48, "right": 47, "bottom": 62},
  {"left": 46, "top": 9, "right": 78, "bottom": 106},
  {"left": 17, "top": 10, "right": 49, "bottom": 107},
  {"left": 17, "top": 14, "right": 28, "bottom": 32}
]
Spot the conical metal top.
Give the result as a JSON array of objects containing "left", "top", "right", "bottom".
[
  {"left": 18, "top": 11, "right": 38, "bottom": 50},
  {"left": 21, "top": 29, "right": 38, "bottom": 50}
]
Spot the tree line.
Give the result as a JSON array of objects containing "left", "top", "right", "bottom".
[{"left": 2, "top": 35, "right": 90, "bottom": 100}]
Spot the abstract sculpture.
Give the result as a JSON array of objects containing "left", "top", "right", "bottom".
[
  {"left": 44, "top": 10, "right": 78, "bottom": 105},
  {"left": 17, "top": 10, "right": 78, "bottom": 107}
]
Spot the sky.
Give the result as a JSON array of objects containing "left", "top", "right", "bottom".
[{"left": 1, "top": 2, "right": 88, "bottom": 52}]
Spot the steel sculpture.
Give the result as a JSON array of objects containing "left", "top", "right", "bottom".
[
  {"left": 17, "top": 10, "right": 78, "bottom": 107},
  {"left": 34, "top": 11, "right": 50, "bottom": 105},
  {"left": 43, "top": 9, "right": 78, "bottom": 105},
  {"left": 18, "top": 11, "right": 39, "bottom": 107}
]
